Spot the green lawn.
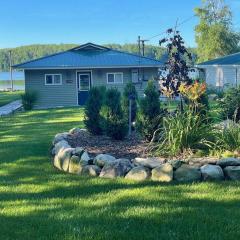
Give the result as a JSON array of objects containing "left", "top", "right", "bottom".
[
  {"left": 0, "top": 107, "right": 240, "bottom": 240},
  {"left": 0, "top": 91, "right": 23, "bottom": 106}
]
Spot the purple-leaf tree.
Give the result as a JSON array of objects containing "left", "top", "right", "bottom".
[{"left": 159, "top": 29, "right": 194, "bottom": 99}]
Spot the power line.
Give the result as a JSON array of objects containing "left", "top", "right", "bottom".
[{"left": 146, "top": 15, "right": 197, "bottom": 41}]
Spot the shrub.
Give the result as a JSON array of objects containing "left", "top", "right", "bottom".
[
  {"left": 136, "top": 80, "right": 162, "bottom": 141},
  {"left": 21, "top": 91, "right": 38, "bottom": 110},
  {"left": 217, "top": 122, "right": 240, "bottom": 152},
  {"left": 155, "top": 110, "right": 215, "bottom": 157},
  {"left": 221, "top": 86, "right": 240, "bottom": 122},
  {"left": 84, "top": 86, "right": 106, "bottom": 135},
  {"left": 100, "top": 88, "right": 127, "bottom": 140},
  {"left": 122, "top": 82, "right": 138, "bottom": 122}
]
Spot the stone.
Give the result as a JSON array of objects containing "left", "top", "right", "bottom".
[
  {"left": 69, "top": 127, "right": 86, "bottom": 135},
  {"left": 125, "top": 166, "right": 151, "bottom": 181},
  {"left": 174, "top": 164, "right": 201, "bottom": 182},
  {"left": 133, "top": 157, "right": 166, "bottom": 169},
  {"left": 99, "top": 160, "right": 132, "bottom": 179},
  {"left": 53, "top": 140, "right": 71, "bottom": 155},
  {"left": 188, "top": 157, "right": 218, "bottom": 167},
  {"left": 68, "top": 155, "right": 81, "bottom": 174},
  {"left": 57, "top": 147, "right": 74, "bottom": 172},
  {"left": 53, "top": 155, "right": 62, "bottom": 170},
  {"left": 217, "top": 158, "right": 240, "bottom": 167},
  {"left": 94, "top": 154, "right": 116, "bottom": 167},
  {"left": 72, "top": 147, "right": 84, "bottom": 157},
  {"left": 152, "top": 163, "right": 173, "bottom": 182},
  {"left": 168, "top": 160, "right": 182, "bottom": 169},
  {"left": 81, "top": 151, "right": 90, "bottom": 162},
  {"left": 81, "top": 165, "right": 101, "bottom": 177},
  {"left": 224, "top": 166, "right": 240, "bottom": 180},
  {"left": 53, "top": 132, "right": 70, "bottom": 145},
  {"left": 200, "top": 164, "right": 224, "bottom": 181}
]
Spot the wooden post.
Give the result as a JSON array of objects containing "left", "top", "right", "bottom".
[
  {"left": 128, "top": 98, "right": 132, "bottom": 136},
  {"left": 9, "top": 50, "right": 13, "bottom": 91}
]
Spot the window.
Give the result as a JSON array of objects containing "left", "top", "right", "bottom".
[
  {"left": 107, "top": 73, "right": 123, "bottom": 84},
  {"left": 45, "top": 74, "right": 62, "bottom": 85},
  {"left": 132, "top": 69, "right": 139, "bottom": 83}
]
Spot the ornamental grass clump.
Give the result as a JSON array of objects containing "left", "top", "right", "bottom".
[
  {"left": 217, "top": 122, "right": 240, "bottom": 153},
  {"left": 155, "top": 110, "right": 215, "bottom": 157},
  {"left": 21, "top": 91, "right": 38, "bottom": 110}
]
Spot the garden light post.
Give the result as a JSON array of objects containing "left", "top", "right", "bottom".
[{"left": 128, "top": 93, "right": 135, "bottom": 136}]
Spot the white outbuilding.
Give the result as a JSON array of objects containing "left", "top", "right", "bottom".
[{"left": 196, "top": 52, "right": 240, "bottom": 89}]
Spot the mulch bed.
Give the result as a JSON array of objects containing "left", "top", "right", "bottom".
[{"left": 67, "top": 131, "right": 149, "bottom": 159}]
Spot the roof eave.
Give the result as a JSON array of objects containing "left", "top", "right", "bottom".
[{"left": 14, "top": 64, "right": 163, "bottom": 70}]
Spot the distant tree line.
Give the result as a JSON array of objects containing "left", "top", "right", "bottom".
[{"left": 0, "top": 43, "right": 196, "bottom": 71}]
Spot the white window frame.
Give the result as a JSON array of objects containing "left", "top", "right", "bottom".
[
  {"left": 78, "top": 73, "right": 91, "bottom": 91},
  {"left": 45, "top": 74, "right": 62, "bottom": 85},
  {"left": 107, "top": 72, "right": 123, "bottom": 84}
]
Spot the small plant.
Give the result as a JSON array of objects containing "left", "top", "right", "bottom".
[
  {"left": 155, "top": 110, "right": 215, "bottom": 157},
  {"left": 217, "top": 122, "right": 240, "bottom": 153},
  {"left": 21, "top": 91, "right": 38, "bottom": 110},
  {"left": 84, "top": 86, "right": 106, "bottom": 135},
  {"left": 221, "top": 86, "right": 240, "bottom": 122},
  {"left": 100, "top": 88, "right": 127, "bottom": 140},
  {"left": 136, "top": 80, "right": 163, "bottom": 141},
  {"left": 122, "top": 82, "right": 138, "bottom": 122}
]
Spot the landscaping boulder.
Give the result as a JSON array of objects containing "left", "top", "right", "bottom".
[
  {"left": 53, "top": 132, "right": 70, "bottom": 145},
  {"left": 174, "top": 165, "right": 201, "bottom": 182},
  {"left": 94, "top": 154, "right": 116, "bottom": 167},
  {"left": 72, "top": 147, "right": 84, "bottom": 157},
  {"left": 152, "top": 163, "right": 173, "bottom": 182},
  {"left": 53, "top": 140, "right": 71, "bottom": 155},
  {"left": 217, "top": 158, "right": 240, "bottom": 167},
  {"left": 81, "top": 165, "right": 101, "bottom": 177},
  {"left": 188, "top": 157, "right": 218, "bottom": 167},
  {"left": 125, "top": 166, "right": 151, "bottom": 181},
  {"left": 200, "top": 164, "right": 224, "bottom": 181},
  {"left": 53, "top": 155, "right": 62, "bottom": 170},
  {"left": 224, "top": 166, "right": 240, "bottom": 180},
  {"left": 57, "top": 147, "right": 74, "bottom": 172},
  {"left": 133, "top": 157, "right": 166, "bottom": 169},
  {"left": 168, "top": 160, "right": 182, "bottom": 169},
  {"left": 81, "top": 151, "right": 90, "bottom": 162},
  {"left": 68, "top": 155, "right": 81, "bottom": 174},
  {"left": 99, "top": 159, "right": 132, "bottom": 179},
  {"left": 69, "top": 127, "right": 87, "bottom": 135}
]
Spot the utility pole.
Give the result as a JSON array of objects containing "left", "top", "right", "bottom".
[
  {"left": 138, "top": 36, "right": 141, "bottom": 56},
  {"left": 140, "top": 39, "right": 148, "bottom": 56},
  {"left": 9, "top": 50, "right": 13, "bottom": 91}
]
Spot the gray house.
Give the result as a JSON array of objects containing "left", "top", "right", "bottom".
[
  {"left": 14, "top": 43, "right": 163, "bottom": 108},
  {"left": 197, "top": 52, "right": 240, "bottom": 88}
]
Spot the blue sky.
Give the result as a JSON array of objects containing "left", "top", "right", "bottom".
[{"left": 0, "top": 0, "right": 240, "bottom": 48}]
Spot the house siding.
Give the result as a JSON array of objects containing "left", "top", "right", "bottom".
[
  {"left": 25, "top": 67, "right": 159, "bottom": 108},
  {"left": 25, "top": 69, "right": 77, "bottom": 109},
  {"left": 203, "top": 66, "right": 239, "bottom": 88}
]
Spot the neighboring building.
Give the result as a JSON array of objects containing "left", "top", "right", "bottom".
[
  {"left": 196, "top": 52, "right": 240, "bottom": 88},
  {"left": 14, "top": 43, "right": 163, "bottom": 108}
]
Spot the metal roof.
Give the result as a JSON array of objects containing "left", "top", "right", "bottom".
[
  {"left": 13, "top": 43, "right": 163, "bottom": 69},
  {"left": 197, "top": 52, "right": 240, "bottom": 66}
]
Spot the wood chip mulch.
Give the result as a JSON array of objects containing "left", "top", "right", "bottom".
[{"left": 67, "top": 131, "right": 149, "bottom": 159}]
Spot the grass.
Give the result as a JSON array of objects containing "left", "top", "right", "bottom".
[
  {"left": 0, "top": 107, "right": 240, "bottom": 240},
  {"left": 0, "top": 91, "right": 23, "bottom": 106}
]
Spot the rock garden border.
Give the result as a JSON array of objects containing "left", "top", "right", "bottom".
[{"left": 51, "top": 128, "right": 240, "bottom": 182}]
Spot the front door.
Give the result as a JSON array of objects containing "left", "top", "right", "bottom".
[{"left": 77, "top": 72, "right": 91, "bottom": 105}]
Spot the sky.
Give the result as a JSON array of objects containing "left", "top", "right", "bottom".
[{"left": 0, "top": 0, "right": 240, "bottom": 49}]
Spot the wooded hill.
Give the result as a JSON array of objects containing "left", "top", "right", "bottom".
[{"left": 0, "top": 43, "right": 195, "bottom": 71}]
